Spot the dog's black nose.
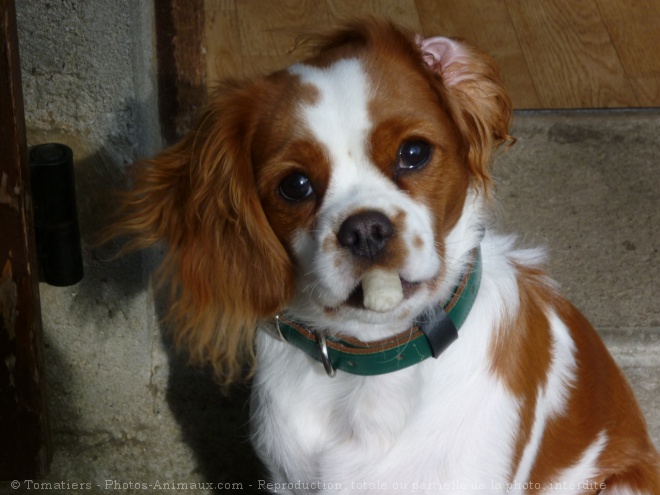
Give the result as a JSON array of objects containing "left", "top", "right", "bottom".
[{"left": 337, "top": 211, "right": 394, "bottom": 259}]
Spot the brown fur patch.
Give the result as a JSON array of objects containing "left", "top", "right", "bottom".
[
  {"left": 530, "top": 297, "right": 660, "bottom": 487},
  {"left": 106, "top": 77, "right": 305, "bottom": 387},
  {"left": 490, "top": 262, "right": 660, "bottom": 487},
  {"left": 256, "top": 138, "right": 331, "bottom": 249},
  {"left": 489, "top": 264, "right": 553, "bottom": 478}
]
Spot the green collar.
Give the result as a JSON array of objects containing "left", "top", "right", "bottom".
[{"left": 271, "top": 247, "right": 482, "bottom": 377}]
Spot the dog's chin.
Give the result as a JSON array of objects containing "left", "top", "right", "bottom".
[{"left": 317, "top": 277, "right": 436, "bottom": 325}]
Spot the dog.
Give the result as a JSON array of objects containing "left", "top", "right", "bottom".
[{"left": 113, "top": 19, "right": 660, "bottom": 494}]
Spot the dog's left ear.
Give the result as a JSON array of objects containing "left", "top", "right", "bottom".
[
  {"left": 417, "top": 36, "right": 513, "bottom": 189},
  {"left": 108, "top": 80, "right": 296, "bottom": 387}
]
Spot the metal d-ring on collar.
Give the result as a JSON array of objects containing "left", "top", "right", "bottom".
[
  {"left": 272, "top": 315, "right": 286, "bottom": 341},
  {"left": 316, "top": 332, "right": 337, "bottom": 377},
  {"left": 273, "top": 315, "right": 337, "bottom": 377}
]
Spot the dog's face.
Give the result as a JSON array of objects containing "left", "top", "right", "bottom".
[
  {"left": 116, "top": 20, "right": 511, "bottom": 382},
  {"left": 256, "top": 53, "right": 471, "bottom": 333}
]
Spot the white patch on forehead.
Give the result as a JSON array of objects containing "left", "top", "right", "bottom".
[
  {"left": 289, "top": 59, "right": 371, "bottom": 146},
  {"left": 288, "top": 59, "right": 373, "bottom": 183},
  {"left": 288, "top": 58, "right": 399, "bottom": 217}
]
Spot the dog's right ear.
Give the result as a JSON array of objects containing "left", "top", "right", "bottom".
[{"left": 109, "top": 80, "right": 295, "bottom": 386}]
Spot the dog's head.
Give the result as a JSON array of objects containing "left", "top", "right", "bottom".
[{"left": 115, "top": 19, "right": 512, "bottom": 384}]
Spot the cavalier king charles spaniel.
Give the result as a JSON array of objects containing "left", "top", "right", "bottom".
[{"left": 113, "top": 19, "right": 659, "bottom": 494}]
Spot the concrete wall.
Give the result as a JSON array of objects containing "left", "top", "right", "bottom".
[
  {"left": 18, "top": 0, "right": 160, "bottom": 162},
  {"left": 17, "top": 0, "right": 159, "bottom": 446},
  {"left": 14, "top": 4, "right": 260, "bottom": 491},
  {"left": 13, "top": 1, "right": 241, "bottom": 489},
  {"left": 17, "top": 0, "right": 160, "bottom": 435}
]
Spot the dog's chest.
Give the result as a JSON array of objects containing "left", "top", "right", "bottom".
[{"left": 252, "top": 333, "right": 520, "bottom": 492}]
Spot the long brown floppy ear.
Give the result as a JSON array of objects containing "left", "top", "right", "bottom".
[
  {"left": 111, "top": 80, "right": 295, "bottom": 386},
  {"left": 417, "top": 36, "right": 513, "bottom": 190}
]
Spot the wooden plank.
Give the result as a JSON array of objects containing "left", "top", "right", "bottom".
[
  {"left": 203, "top": 0, "right": 658, "bottom": 109},
  {"left": 205, "top": 0, "right": 243, "bottom": 82},
  {"left": 0, "top": 0, "right": 51, "bottom": 479},
  {"left": 155, "top": 0, "right": 207, "bottom": 142},
  {"left": 416, "top": 0, "right": 540, "bottom": 109},
  {"left": 630, "top": 76, "right": 660, "bottom": 107},
  {"left": 237, "top": 0, "right": 330, "bottom": 56},
  {"left": 171, "top": 0, "right": 207, "bottom": 134},
  {"left": 596, "top": 0, "right": 660, "bottom": 77},
  {"left": 236, "top": 0, "right": 330, "bottom": 77},
  {"left": 208, "top": 0, "right": 236, "bottom": 10},
  {"left": 241, "top": 53, "right": 305, "bottom": 78},
  {"left": 506, "top": 0, "right": 638, "bottom": 108},
  {"left": 327, "top": 0, "right": 423, "bottom": 32}
]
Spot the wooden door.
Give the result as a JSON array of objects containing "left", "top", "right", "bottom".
[{"left": 0, "top": 0, "right": 51, "bottom": 479}]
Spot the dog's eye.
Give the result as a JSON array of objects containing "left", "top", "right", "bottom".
[
  {"left": 279, "top": 172, "right": 314, "bottom": 202},
  {"left": 398, "top": 140, "right": 431, "bottom": 170}
]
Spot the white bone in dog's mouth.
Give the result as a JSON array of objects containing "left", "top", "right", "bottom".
[
  {"left": 360, "top": 268, "right": 404, "bottom": 312},
  {"left": 342, "top": 270, "right": 423, "bottom": 312}
]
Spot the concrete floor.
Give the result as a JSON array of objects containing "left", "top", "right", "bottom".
[{"left": 2, "top": 110, "right": 659, "bottom": 494}]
